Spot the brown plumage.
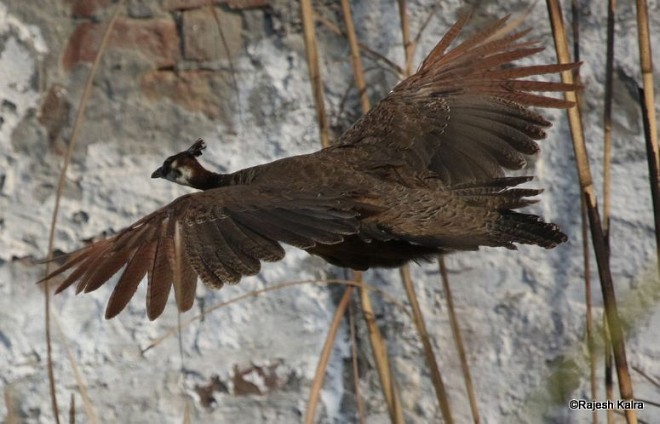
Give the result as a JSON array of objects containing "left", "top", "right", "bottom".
[{"left": 41, "top": 14, "right": 575, "bottom": 320}]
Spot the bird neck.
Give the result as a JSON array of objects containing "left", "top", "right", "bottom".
[{"left": 189, "top": 166, "right": 233, "bottom": 191}]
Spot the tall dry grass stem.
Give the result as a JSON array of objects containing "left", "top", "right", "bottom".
[
  {"left": 142, "top": 278, "right": 412, "bottom": 353},
  {"left": 315, "top": 13, "right": 404, "bottom": 75},
  {"left": 396, "top": 0, "right": 414, "bottom": 76},
  {"left": 42, "top": 2, "right": 125, "bottom": 421},
  {"left": 358, "top": 272, "right": 405, "bottom": 423},
  {"left": 340, "top": 0, "right": 370, "bottom": 113},
  {"left": 339, "top": 3, "right": 405, "bottom": 420},
  {"left": 440, "top": 260, "right": 480, "bottom": 423},
  {"left": 633, "top": 0, "right": 660, "bottom": 275},
  {"left": 300, "top": 0, "right": 330, "bottom": 148},
  {"left": 348, "top": 302, "right": 367, "bottom": 424},
  {"left": 53, "top": 315, "right": 99, "bottom": 423},
  {"left": 395, "top": 2, "right": 460, "bottom": 422},
  {"left": 546, "top": 2, "right": 636, "bottom": 423},
  {"left": 304, "top": 286, "right": 355, "bottom": 424},
  {"left": 401, "top": 265, "right": 454, "bottom": 423}
]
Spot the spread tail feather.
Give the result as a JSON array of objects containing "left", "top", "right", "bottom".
[{"left": 495, "top": 210, "right": 567, "bottom": 249}]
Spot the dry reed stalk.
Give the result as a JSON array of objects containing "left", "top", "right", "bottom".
[
  {"left": 304, "top": 286, "right": 354, "bottom": 424},
  {"left": 545, "top": 2, "right": 637, "bottom": 423},
  {"left": 42, "top": 2, "right": 125, "bottom": 421},
  {"left": 569, "top": 4, "right": 598, "bottom": 423},
  {"left": 208, "top": 3, "right": 242, "bottom": 124},
  {"left": 439, "top": 260, "right": 480, "bottom": 423},
  {"left": 633, "top": 0, "right": 660, "bottom": 275},
  {"left": 357, "top": 272, "right": 405, "bottom": 423},
  {"left": 395, "top": 3, "right": 457, "bottom": 422},
  {"left": 300, "top": 3, "right": 355, "bottom": 420},
  {"left": 314, "top": 13, "right": 404, "bottom": 75},
  {"left": 4, "top": 388, "right": 18, "bottom": 424},
  {"left": 632, "top": 365, "right": 660, "bottom": 389},
  {"left": 53, "top": 315, "right": 100, "bottom": 424},
  {"left": 348, "top": 301, "right": 366, "bottom": 424},
  {"left": 182, "top": 402, "right": 192, "bottom": 424},
  {"left": 339, "top": 3, "right": 404, "bottom": 420},
  {"left": 412, "top": 2, "right": 442, "bottom": 51},
  {"left": 396, "top": 0, "right": 414, "bottom": 76},
  {"left": 338, "top": 4, "right": 376, "bottom": 421},
  {"left": 142, "top": 278, "right": 412, "bottom": 354},
  {"left": 300, "top": 0, "right": 330, "bottom": 148},
  {"left": 69, "top": 394, "right": 75, "bottom": 424},
  {"left": 639, "top": 84, "right": 660, "bottom": 272},
  {"left": 302, "top": 1, "right": 403, "bottom": 418},
  {"left": 602, "top": 4, "right": 617, "bottom": 423},
  {"left": 341, "top": 0, "right": 370, "bottom": 113},
  {"left": 401, "top": 265, "right": 454, "bottom": 423},
  {"left": 581, "top": 200, "right": 597, "bottom": 424},
  {"left": 603, "top": 314, "right": 615, "bottom": 424},
  {"left": 603, "top": 0, "right": 617, "bottom": 241}
]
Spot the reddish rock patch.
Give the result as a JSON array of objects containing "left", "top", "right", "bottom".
[
  {"left": 141, "top": 70, "right": 234, "bottom": 120},
  {"left": 69, "top": 0, "right": 113, "bottom": 18},
  {"left": 182, "top": 8, "right": 243, "bottom": 62},
  {"left": 62, "top": 18, "right": 180, "bottom": 70}
]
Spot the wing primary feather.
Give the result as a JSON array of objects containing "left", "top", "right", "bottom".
[
  {"left": 147, "top": 221, "right": 174, "bottom": 320},
  {"left": 194, "top": 221, "right": 242, "bottom": 284},
  {"left": 233, "top": 211, "right": 315, "bottom": 249},
  {"left": 221, "top": 216, "right": 285, "bottom": 262},
  {"left": 420, "top": 10, "right": 472, "bottom": 69},
  {"left": 105, "top": 239, "right": 158, "bottom": 319},
  {"left": 172, "top": 220, "right": 198, "bottom": 313},
  {"left": 39, "top": 248, "right": 93, "bottom": 283},
  {"left": 50, "top": 242, "right": 111, "bottom": 293},
  {"left": 79, "top": 225, "right": 153, "bottom": 293},
  {"left": 212, "top": 219, "right": 262, "bottom": 276},
  {"left": 435, "top": 16, "right": 510, "bottom": 66}
]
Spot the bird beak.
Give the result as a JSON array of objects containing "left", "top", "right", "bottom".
[{"left": 151, "top": 167, "right": 164, "bottom": 179}]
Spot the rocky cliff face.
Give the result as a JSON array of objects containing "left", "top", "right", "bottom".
[{"left": 1, "top": 1, "right": 658, "bottom": 422}]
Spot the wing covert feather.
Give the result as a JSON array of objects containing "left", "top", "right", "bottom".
[
  {"left": 41, "top": 187, "right": 363, "bottom": 319},
  {"left": 337, "top": 13, "right": 578, "bottom": 185}
]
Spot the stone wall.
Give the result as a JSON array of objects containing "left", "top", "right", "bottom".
[{"left": 1, "top": 0, "right": 659, "bottom": 422}]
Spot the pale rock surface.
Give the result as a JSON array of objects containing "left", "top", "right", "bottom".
[{"left": 1, "top": 0, "right": 659, "bottom": 423}]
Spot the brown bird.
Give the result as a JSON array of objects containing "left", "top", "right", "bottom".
[{"left": 42, "top": 14, "right": 575, "bottom": 320}]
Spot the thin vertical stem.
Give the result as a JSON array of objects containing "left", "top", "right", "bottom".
[
  {"left": 348, "top": 301, "right": 366, "bottom": 424},
  {"left": 603, "top": 0, "right": 617, "bottom": 242},
  {"left": 633, "top": 0, "right": 660, "bottom": 275},
  {"left": 300, "top": 0, "right": 330, "bottom": 148},
  {"left": 357, "top": 272, "right": 405, "bottom": 423},
  {"left": 396, "top": 0, "right": 414, "bottom": 76},
  {"left": 581, "top": 199, "right": 597, "bottom": 424},
  {"left": 43, "top": 2, "right": 125, "bottom": 422},
  {"left": 339, "top": 5, "right": 404, "bottom": 420},
  {"left": 440, "top": 260, "right": 480, "bottom": 423},
  {"left": 304, "top": 286, "right": 354, "bottom": 424},
  {"left": 401, "top": 265, "right": 454, "bottom": 423},
  {"left": 545, "top": 2, "right": 636, "bottom": 423},
  {"left": 340, "top": 0, "right": 370, "bottom": 113},
  {"left": 604, "top": 314, "right": 615, "bottom": 424},
  {"left": 602, "top": 3, "right": 617, "bottom": 423}
]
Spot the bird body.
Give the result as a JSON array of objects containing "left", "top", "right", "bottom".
[{"left": 42, "top": 13, "right": 576, "bottom": 320}]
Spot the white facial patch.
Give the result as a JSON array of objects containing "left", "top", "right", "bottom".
[{"left": 174, "top": 165, "right": 194, "bottom": 187}]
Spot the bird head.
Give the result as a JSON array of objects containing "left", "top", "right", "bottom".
[{"left": 151, "top": 139, "right": 207, "bottom": 188}]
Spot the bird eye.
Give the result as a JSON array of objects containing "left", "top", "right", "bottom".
[{"left": 171, "top": 169, "right": 182, "bottom": 178}]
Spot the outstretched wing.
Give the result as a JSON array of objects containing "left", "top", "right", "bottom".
[
  {"left": 41, "top": 186, "right": 364, "bottom": 320},
  {"left": 337, "top": 13, "right": 578, "bottom": 185}
]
